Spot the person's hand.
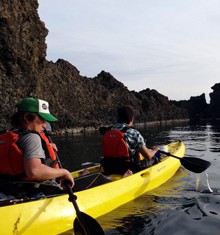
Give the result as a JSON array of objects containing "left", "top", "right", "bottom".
[
  {"left": 60, "top": 170, "right": 75, "bottom": 188},
  {"left": 152, "top": 146, "right": 159, "bottom": 152},
  {"left": 50, "top": 143, "right": 58, "bottom": 152}
]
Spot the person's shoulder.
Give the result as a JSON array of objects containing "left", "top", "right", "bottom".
[
  {"left": 18, "top": 131, "right": 41, "bottom": 143},
  {"left": 16, "top": 131, "right": 42, "bottom": 150},
  {"left": 126, "top": 126, "right": 137, "bottom": 131},
  {"left": 126, "top": 127, "right": 142, "bottom": 135}
]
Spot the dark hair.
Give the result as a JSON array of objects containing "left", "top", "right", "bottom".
[
  {"left": 117, "top": 105, "right": 135, "bottom": 124},
  {"left": 11, "top": 112, "right": 38, "bottom": 128}
]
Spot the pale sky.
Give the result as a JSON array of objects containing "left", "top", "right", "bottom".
[{"left": 38, "top": 0, "right": 220, "bottom": 102}]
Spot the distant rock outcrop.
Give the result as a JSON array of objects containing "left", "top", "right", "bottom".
[
  {"left": 0, "top": 0, "right": 219, "bottom": 132},
  {"left": 209, "top": 83, "right": 220, "bottom": 119},
  {"left": 132, "top": 89, "right": 188, "bottom": 122},
  {"left": 172, "top": 93, "right": 208, "bottom": 120}
]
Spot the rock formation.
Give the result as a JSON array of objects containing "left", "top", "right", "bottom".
[
  {"left": 209, "top": 83, "right": 220, "bottom": 119},
  {"left": 0, "top": 0, "right": 218, "bottom": 133}
]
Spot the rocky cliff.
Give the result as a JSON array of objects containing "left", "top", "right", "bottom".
[
  {"left": 209, "top": 84, "right": 220, "bottom": 119},
  {"left": 0, "top": 0, "right": 219, "bottom": 133}
]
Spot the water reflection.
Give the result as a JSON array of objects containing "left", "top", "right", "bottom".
[
  {"left": 99, "top": 168, "right": 189, "bottom": 234},
  {"left": 54, "top": 122, "right": 220, "bottom": 235}
]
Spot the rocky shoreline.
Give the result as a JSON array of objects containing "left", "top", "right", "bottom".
[
  {"left": 0, "top": 1, "right": 220, "bottom": 133},
  {"left": 53, "top": 119, "right": 190, "bottom": 135}
]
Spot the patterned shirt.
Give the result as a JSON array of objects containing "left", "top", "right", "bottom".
[{"left": 111, "top": 123, "right": 146, "bottom": 157}]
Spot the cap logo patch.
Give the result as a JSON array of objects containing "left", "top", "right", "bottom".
[
  {"left": 38, "top": 99, "right": 50, "bottom": 114},
  {"left": 42, "top": 103, "right": 48, "bottom": 110}
]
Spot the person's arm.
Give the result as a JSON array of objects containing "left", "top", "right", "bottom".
[
  {"left": 127, "top": 129, "right": 159, "bottom": 160},
  {"left": 24, "top": 158, "right": 74, "bottom": 187},
  {"left": 20, "top": 133, "right": 74, "bottom": 187},
  {"left": 139, "top": 145, "right": 159, "bottom": 160}
]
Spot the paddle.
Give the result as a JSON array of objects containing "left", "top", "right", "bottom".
[
  {"left": 44, "top": 123, "right": 105, "bottom": 235},
  {"left": 158, "top": 149, "right": 211, "bottom": 174}
]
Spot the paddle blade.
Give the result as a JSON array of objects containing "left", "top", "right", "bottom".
[
  {"left": 74, "top": 212, "right": 105, "bottom": 235},
  {"left": 180, "top": 157, "right": 211, "bottom": 173}
]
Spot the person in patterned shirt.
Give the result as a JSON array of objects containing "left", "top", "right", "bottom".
[{"left": 100, "top": 105, "right": 159, "bottom": 176}]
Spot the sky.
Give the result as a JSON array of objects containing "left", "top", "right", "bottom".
[{"left": 38, "top": 0, "right": 220, "bottom": 103}]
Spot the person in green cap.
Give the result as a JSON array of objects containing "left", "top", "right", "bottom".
[{"left": 0, "top": 97, "right": 74, "bottom": 198}]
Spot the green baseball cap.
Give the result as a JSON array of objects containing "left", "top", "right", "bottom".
[{"left": 16, "top": 98, "right": 58, "bottom": 122}]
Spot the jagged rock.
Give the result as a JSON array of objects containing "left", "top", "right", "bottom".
[
  {"left": 0, "top": 0, "right": 219, "bottom": 132},
  {"left": 172, "top": 94, "right": 208, "bottom": 120},
  {"left": 209, "top": 83, "right": 220, "bottom": 118},
  {"left": 133, "top": 89, "right": 188, "bottom": 122},
  {"left": 0, "top": 0, "right": 47, "bottom": 128}
]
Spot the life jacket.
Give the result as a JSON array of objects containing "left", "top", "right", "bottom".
[
  {"left": 0, "top": 130, "right": 59, "bottom": 179},
  {"left": 102, "top": 127, "right": 130, "bottom": 159},
  {"left": 39, "top": 132, "right": 59, "bottom": 169}
]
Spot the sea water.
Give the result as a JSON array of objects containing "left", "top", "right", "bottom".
[{"left": 55, "top": 121, "right": 220, "bottom": 235}]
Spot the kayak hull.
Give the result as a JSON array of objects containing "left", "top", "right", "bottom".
[{"left": 0, "top": 141, "right": 185, "bottom": 235}]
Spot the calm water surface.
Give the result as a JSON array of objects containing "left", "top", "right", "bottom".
[{"left": 54, "top": 122, "right": 220, "bottom": 235}]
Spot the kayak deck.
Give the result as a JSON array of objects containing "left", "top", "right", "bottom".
[{"left": 0, "top": 141, "right": 185, "bottom": 235}]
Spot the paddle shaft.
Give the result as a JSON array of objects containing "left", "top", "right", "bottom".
[
  {"left": 65, "top": 183, "right": 87, "bottom": 221},
  {"left": 45, "top": 130, "right": 89, "bottom": 234},
  {"left": 44, "top": 127, "right": 104, "bottom": 235},
  {"left": 158, "top": 150, "right": 182, "bottom": 160},
  {"left": 45, "top": 134, "right": 63, "bottom": 168}
]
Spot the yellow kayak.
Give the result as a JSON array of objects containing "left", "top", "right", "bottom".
[{"left": 0, "top": 141, "right": 185, "bottom": 235}]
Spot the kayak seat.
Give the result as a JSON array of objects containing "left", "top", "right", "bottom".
[{"left": 73, "top": 173, "right": 112, "bottom": 192}]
